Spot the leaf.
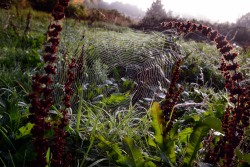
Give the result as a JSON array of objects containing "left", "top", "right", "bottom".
[
  {"left": 191, "top": 114, "right": 200, "bottom": 122},
  {"left": 182, "top": 124, "right": 209, "bottom": 167},
  {"left": 16, "top": 122, "right": 34, "bottom": 139},
  {"left": 235, "top": 149, "right": 243, "bottom": 160},
  {"left": 236, "top": 149, "right": 250, "bottom": 164},
  {"left": 169, "top": 122, "right": 180, "bottom": 140},
  {"left": 202, "top": 116, "right": 222, "bottom": 132},
  {"left": 150, "top": 102, "right": 164, "bottom": 146},
  {"left": 242, "top": 154, "right": 250, "bottom": 163},
  {"left": 123, "top": 137, "right": 145, "bottom": 167},
  {"left": 97, "top": 135, "right": 125, "bottom": 162},
  {"left": 165, "top": 140, "right": 176, "bottom": 164},
  {"left": 103, "top": 94, "right": 124, "bottom": 104},
  {"left": 46, "top": 147, "right": 51, "bottom": 166},
  {"left": 148, "top": 136, "right": 156, "bottom": 147},
  {"left": 178, "top": 127, "right": 193, "bottom": 143},
  {"left": 144, "top": 161, "right": 157, "bottom": 167},
  {"left": 158, "top": 149, "right": 175, "bottom": 167},
  {"left": 150, "top": 102, "right": 177, "bottom": 164}
]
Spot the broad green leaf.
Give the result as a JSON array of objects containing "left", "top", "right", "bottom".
[
  {"left": 101, "top": 93, "right": 129, "bottom": 105},
  {"left": 97, "top": 136, "right": 132, "bottom": 166},
  {"left": 144, "top": 161, "right": 157, "bottom": 167},
  {"left": 182, "top": 124, "right": 209, "bottom": 167},
  {"left": 178, "top": 127, "right": 193, "bottom": 143},
  {"left": 242, "top": 154, "right": 250, "bottom": 163},
  {"left": 123, "top": 137, "right": 145, "bottom": 167},
  {"left": 169, "top": 122, "right": 180, "bottom": 140},
  {"left": 191, "top": 114, "right": 200, "bottom": 122},
  {"left": 116, "top": 155, "right": 132, "bottom": 167},
  {"left": 158, "top": 149, "right": 175, "bottom": 167},
  {"left": 148, "top": 136, "right": 156, "bottom": 147},
  {"left": 97, "top": 135, "right": 123, "bottom": 156},
  {"left": 202, "top": 116, "right": 222, "bottom": 132},
  {"left": 150, "top": 102, "right": 164, "bottom": 146},
  {"left": 235, "top": 149, "right": 243, "bottom": 160},
  {"left": 16, "top": 122, "right": 34, "bottom": 139},
  {"left": 165, "top": 140, "right": 176, "bottom": 164},
  {"left": 46, "top": 147, "right": 51, "bottom": 167}
]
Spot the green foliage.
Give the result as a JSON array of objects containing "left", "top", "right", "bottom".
[
  {"left": 0, "top": 11, "right": 46, "bottom": 68},
  {"left": 100, "top": 93, "right": 129, "bottom": 107},
  {"left": 98, "top": 136, "right": 157, "bottom": 167},
  {"left": 180, "top": 40, "right": 224, "bottom": 89},
  {"left": 65, "top": 4, "right": 88, "bottom": 19},
  {"left": 178, "top": 127, "right": 193, "bottom": 143},
  {"left": 97, "top": 135, "right": 126, "bottom": 164},
  {"left": 182, "top": 123, "right": 209, "bottom": 166},
  {"left": 236, "top": 149, "right": 250, "bottom": 165},
  {"left": 120, "top": 79, "right": 134, "bottom": 93},
  {"left": 150, "top": 102, "right": 164, "bottom": 147},
  {"left": 15, "top": 122, "right": 34, "bottom": 139},
  {"left": 0, "top": 88, "right": 32, "bottom": 166},
  {"left": 149, "top": 94, "right": 225, "bottom": 167}
]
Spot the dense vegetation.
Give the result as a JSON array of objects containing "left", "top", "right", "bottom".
[{"left": 0, "top": 1, "right": 250, "bottom": 167}]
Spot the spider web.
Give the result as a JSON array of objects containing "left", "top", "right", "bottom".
[
  {"left": 53, "top": 29, "right": 184, "bottom": 107},
  {"left": 83, "top": 30, "right": 183, "bottom": 103}
]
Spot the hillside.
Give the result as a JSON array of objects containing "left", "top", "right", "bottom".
[{"left": 83, "top": 0, "right": 145, "bottom": 19}]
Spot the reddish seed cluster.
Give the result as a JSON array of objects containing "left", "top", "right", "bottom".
[
  {"left": 161, "top": 59, "right": 183, "bottom": 134},
  {"left": 28, "top": 0, "right": 71, "bottom": 166},
  {"left": 161, "top": 21, "right": 250, "bottom": 166},
  {"left": 28, "top": 74, "right": 54, "bottom": 166},
  {"left": 51, "top": 59, "right": 76, "bottom": 167},
  {"left": 62, "top": 59, "right": 76, "bottom": 108}
]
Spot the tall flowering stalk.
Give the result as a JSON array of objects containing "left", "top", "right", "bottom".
[
  {"left": 161, "top": 59, "right": 183, "bottom": 135},
  {"left": 161, "top": 21, "right": 250, "bottom": 166},
  {"left": 51, "top": 59, "right": 76, "bottom": 167},
  {"left": 28, "top": 0, "right": 71, "bottom": 166}
]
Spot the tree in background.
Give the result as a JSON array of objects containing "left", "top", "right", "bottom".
[
  {"left": 140, "top": 0, "right": 167, "bottom": 27},
  {"left": 0, "top": 0, "right": 29, "bottom": 9},
  {"left": 237, "top": 12, "right": 250, "bottom": 28},
  {"left": 29, "top": 0, "right": 58, "bottom": 12}
]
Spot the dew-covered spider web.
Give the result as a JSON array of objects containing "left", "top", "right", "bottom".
[{"left": 53, "top": 29, "right": 184, "bottom": 108}]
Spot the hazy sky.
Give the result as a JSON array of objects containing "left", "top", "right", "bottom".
[{"left": 103, "top": 0, "right": 250, "bottom": 23}]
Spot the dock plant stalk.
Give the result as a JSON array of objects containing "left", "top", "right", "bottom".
[
  {"left": 28, "top": 0, "right": 76, "bottom": 166},
  {"left": 161, "top": 21, "right": 250, "bottom": 167}
]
